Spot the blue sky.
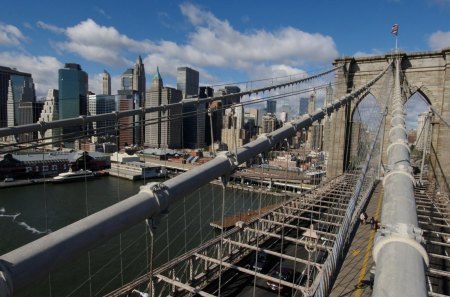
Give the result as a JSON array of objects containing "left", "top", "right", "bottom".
[{"left": 1, "top": 0, "right": 450, "bottom": 102}]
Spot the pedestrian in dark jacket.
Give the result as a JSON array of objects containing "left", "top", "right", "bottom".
[{"left": 370, "top": 217, "right": 375, "bottom": 229}]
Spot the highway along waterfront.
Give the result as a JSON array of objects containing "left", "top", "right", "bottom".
[{"left": 0, "top": 175, "right": 283, "bottom": 297}]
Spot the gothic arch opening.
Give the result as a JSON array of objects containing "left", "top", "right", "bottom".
[
  {"left": 345, "top": 93, "right": 383, "bottom": 171},
  {"left": 405, "top": 91, "right": 430, "bottom": 167}
]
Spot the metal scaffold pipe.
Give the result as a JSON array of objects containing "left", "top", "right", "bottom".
[
  {"left": 0, "top": 64, "right": 390, "bottom": 297},
  {"left": 372, "top": 57, "right": 428, "bottom": 296}
]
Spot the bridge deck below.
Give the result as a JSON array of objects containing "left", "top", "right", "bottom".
[{"left": 330, "top": 183, "right": 383, "bottom": 297}]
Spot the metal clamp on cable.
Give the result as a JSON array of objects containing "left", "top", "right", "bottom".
[
  {"left": 38, "top": 120, "right": 47, "bottom": 139},
  {"left": 138, "top": 182, "right": 169, "bottom": 226},
  {"left": 382, "top": 164, "right": 415, "bottom": 187},
  {"left": 386, "top": 139, "right": 410, "bottom": 155},
  {"left": 0, "top": 261, "right": 13, "bottom": 297},
  {"left": 373, "top": 223, "right": 429, "bottom": 266},
  {"left": 216, "top": 151, "right": 239, "bottom": 167},
  {"left": 388, "top": 124, "right": 407, "bottom": 138}
]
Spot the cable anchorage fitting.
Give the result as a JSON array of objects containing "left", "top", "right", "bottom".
[
  {"left": 373, "top": 223, "right": 429, "bottom": 266},
  {"left": 139, "top": 182, "right": 169, "bottom": 228}
]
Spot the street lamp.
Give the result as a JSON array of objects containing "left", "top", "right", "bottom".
[{"left": 303, "top": 224, "right": 318, "bottom": 292}]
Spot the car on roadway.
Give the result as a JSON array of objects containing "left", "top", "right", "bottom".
[
  {"left": 251, "top": 251, "right": 268, "bottom": 272},
  {"left": 266, "top": 265, "right": 294, "bottom": 292}
]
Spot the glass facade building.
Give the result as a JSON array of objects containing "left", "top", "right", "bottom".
[
  {"left": 177, "top": 67, "right": 199, "bottom": 98},
  {"left": 266, "top": 99, "right": 277, "bottom": 114},
  {"left": 58, "top": 63, "right": 88, "bottom": 146},
  {"left": 88, "top": 94, "right": 116, "bottom": 137},
  {"left": 0, "top": 66, "right": 35, "bottom": 128}
]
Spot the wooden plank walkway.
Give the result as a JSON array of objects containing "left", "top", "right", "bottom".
[{"left": 330, "top": 183, "right": 384, "bottom": 297}]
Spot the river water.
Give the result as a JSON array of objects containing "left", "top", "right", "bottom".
[{"left": 0, "top": 176, "right": 282, "bottom": 296}]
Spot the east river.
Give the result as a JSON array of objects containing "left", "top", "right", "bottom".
[{"left": 0, "top": 176, "right": 281, "bottom": 297}]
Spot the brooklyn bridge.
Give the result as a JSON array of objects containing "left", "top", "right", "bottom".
[{"left": 1, "top": 49, "right": 450, "bottom": 297}]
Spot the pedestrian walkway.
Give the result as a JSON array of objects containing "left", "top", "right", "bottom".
[{"left": 330, "top": 183, "right": 384, "bottom": 297}]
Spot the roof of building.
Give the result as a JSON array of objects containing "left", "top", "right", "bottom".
[{"left": 0, "top": 151, "right": 109, "bottom": 163}]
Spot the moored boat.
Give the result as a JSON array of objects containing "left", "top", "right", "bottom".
[{"left": 52, "top": 169, "right": 96, "bottom": 183}]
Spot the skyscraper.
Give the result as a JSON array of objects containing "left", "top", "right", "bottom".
[
  {"left": 119, "top": 56, "right": 146, "bottom": 146},
  {"left": 217, "top": 86, "right": 241, "bottom": 109},
  {"left": 117, "top": 90, "right": 140, "bottom": 148},
  {"left": 38, "top": 89, "right": 59, "bottom": 149},
  {"left": 262, "top": 113, "right": 277, "bottom": 133},
  {"left": 182, "top": 98, "right": 206, "bottom": 149},
  {"left": 145, "top": 68, "right": 182, "bottom": 148},
  {"left": 221, "top": 104, "right": 247, "bottom": 151},
  {"left": 102, "top": 70, "right": 111, "bottom": 95},
  {"left": 88, "top": 94, "right": 116, "bottom": 138},
  {"left": 58, "top": 63, "right": 88, "bottom": 147},
  {"left": 121, "top": 68, "right": 133, "bottom": 90},
  {"left": 133, "top": 55, "right": 146, "bottom": 102},
  {"left": 267, "top": 99, "right": 277, "bottom": 114},
  {"left": 177, "top": 67, "right": 199, "bottom": 98},
  {"left": 299, "top": 97, "right": 308, "bottom": 115},
  {"left": 0, "top": 66, "right": 35, "bottom": 129}
]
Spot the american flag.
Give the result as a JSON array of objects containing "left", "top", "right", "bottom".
[{"left": 391, "top": 24, "right": 399, "bottom": 36}]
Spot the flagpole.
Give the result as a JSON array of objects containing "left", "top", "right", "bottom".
[{"left": 395, "top": 35, "right": 398, "bottom": 53}]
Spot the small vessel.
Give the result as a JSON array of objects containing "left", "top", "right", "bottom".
[{"left": 52, "top": 169, "right": 95, "bottom": 183}]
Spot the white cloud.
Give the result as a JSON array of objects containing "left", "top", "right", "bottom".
[
  {"left": 0, "top": 52, "right": 63, "bottom": 97},
  {"left": 0, "top": 23, "right": 26, "bottom": 46},
  {"left": 36, "top": 21, "right": 65, "bottom": 34},
  {"left": 143, "top": 3, "right": 337, "bottom": 84},
  {"left": 45, "top": 19, "right": 153, "bottom": 67},
  {"left": 428, "top": 31, "right": 450, "bottom": 50},
  {"left": 33, "top": 4, "right": 338, "bottom": 89}
]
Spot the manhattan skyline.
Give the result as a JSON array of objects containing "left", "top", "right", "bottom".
[{"left": 0, "top": 0, "right": 449, "bottom": 99}]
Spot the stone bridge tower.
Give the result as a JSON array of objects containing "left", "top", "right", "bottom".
[{"left": 326, "top": 48, "right": 450, "bottom": 191}]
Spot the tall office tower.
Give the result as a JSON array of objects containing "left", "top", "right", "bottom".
[
  {"left": 266, "top": 99, "right": 277, "bottom": 114},
  {"left": 177, "top": 67, "right": 199, "bottom": 98},
  {"left": 17, "top": 101, "right": 43, "bottom": 143},
  {"left": 280, "top": 111, "right": 289, "bottom": 123},
  {"left": 102, "top": 70, "right": 111, "bottom": 95},
  {"left": 246, "top": 108, "right": 261, "bottom": 127},
  {"left": 244, "top": 109, "right": 259, "bottom": 139},
  {"left": 0, "top": 66, "right": 36, "bottom": 130},
  {"left": 119, "top": 56, "right": 146, "bottom": 146},
  {"left": 145, "top": 68, "right": 182, "bottom": 149},
  {"left": 217, "top": 86, "right": 241, "bottom": 110},
  {"left": 88, "top": 94, "right": 116, "bottom": 140},
  {"left": 306, "top": 92, "right": 322, "bottom": 151},
  {"left": 221, "top": 104, "right": 247, "bottom": 151},
  {"left": 117, "top": 90, "right": 139, "bottom": 148},
  {"left": 38, "top": 89, "right": 60, "bottom": 149},
  {"left": 182, "top": 98, "right": 206, "bottom": 149},
  {"left": 58, "top": 63, "right": 88, "bottom": 147},
  {"left": 133, "top": 55, "right": 146, "bottom": 103},
  {"left": 245, "top": 108, "right": 261, "bottom": 137},
  {"left": 262, "top": 113, "right": 277, "bottom": 133},
  {"left": 308, "top": 93, "right": 315, "bottom": 114},
  {"left": 121, "top": 68, "right": 134, "bottom": 90},
  {"left": 299, "top": 97, "right": 308, "bottom": 115}
]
